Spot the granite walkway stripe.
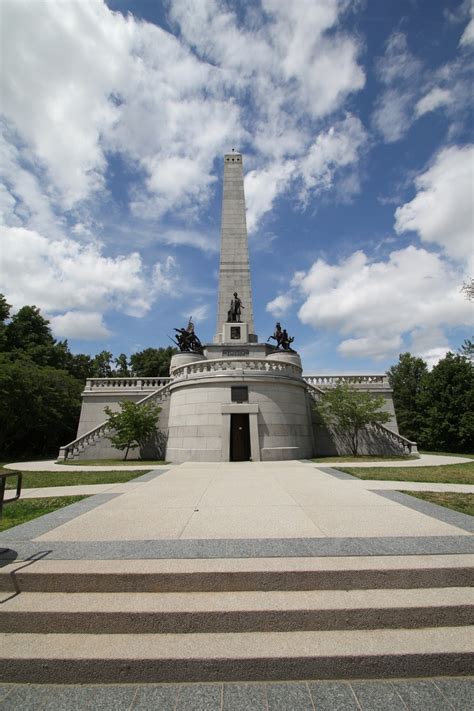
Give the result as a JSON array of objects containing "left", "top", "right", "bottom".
[
  {"left": 0, "top": 678, "right": 472, "bottom": 710},
  {"left": 1, "top": 536, "right": 473, "bottom": 561}
]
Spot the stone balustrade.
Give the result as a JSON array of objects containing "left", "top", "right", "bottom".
[
  {"left": 171, "top": 358, "right": 302, "bottom": 381},
  {"left": 304, "top": 374, "right": 388, "bottom": 387},
  {"left": 84, "top": 377, "right": 171, "bottom": 391},
  {"left": 58, "top": 383, "right": 171, "bottom": 461},
  {"left": 368, "top": 421, "right": 418, "bottom": 454},
  {"left": 305, "top": 382, "right": 418, "bottom": 455}
]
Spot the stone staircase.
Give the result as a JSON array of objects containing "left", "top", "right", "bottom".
[
  {"left": 1, "top": 554, "right": 472, "bottom": 683},
  {"left": 58, "top": 382, "right": 171, "bottom": 461}
]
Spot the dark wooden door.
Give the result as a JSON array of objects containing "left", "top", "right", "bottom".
[{"left": 230, "top": 414, "right": 251, "bottom": 461}]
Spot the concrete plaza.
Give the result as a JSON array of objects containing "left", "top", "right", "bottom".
[{"left": 1, "top": 457, "right": 472, "bottom": 705}]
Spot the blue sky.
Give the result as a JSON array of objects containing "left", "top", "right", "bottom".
[{"left": 1, "top": 0, "right": 472, "bottom": 373}]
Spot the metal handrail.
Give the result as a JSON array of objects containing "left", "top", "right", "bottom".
[{"left": 0, "top": 471, "right": 22, "bottom": 520}]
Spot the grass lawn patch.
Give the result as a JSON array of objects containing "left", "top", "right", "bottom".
[
  {"left": 312, "top": 455, "right": 418, "bottom": 463},
  {"left": 0, "top": 496, "right": 88, "bottom": 532},
  {"left": 337, "top": 462, "right": 474, "bottom": 485},
  {"left": 400, "top": 491, "right": 474, "bottom": 516},
  {"left": 5, "top": 470, "right": 151, "bottom": 489},
  {"left": 59, "top": 459, "right": 166, "bottom": 466}
]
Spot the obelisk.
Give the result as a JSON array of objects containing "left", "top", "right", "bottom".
[{"left": 214, "top": 152, "right": 257, "bottom": 343}]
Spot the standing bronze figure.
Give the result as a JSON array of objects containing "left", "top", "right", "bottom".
[{"left": 227, "top": 292, "right": 244, "bottom": 322}]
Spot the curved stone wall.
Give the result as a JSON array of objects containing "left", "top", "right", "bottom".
[{"left": 166, "top": 364, "right": 314, "bottom": 463}]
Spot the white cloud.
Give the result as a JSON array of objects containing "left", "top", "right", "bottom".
[
  {"left": 266, "top": 294, "right": 294, "bottom": 318},
  {"left": 245, "top": 115, "right": 368, "bottom": 232},
  {"left": 460, "top": 18, "right": 474, "bottom": 46},
  {"left": 1, "top": 0, "right": 129, "bottom": 208},
  {"left": 293, "top": 245, "right": 471, "bottom": 360},
  {"left": 154, "top": 229, "right": 218, "bottom": 253},
  {"left": 1, "top": 0, "right": 368, "bottom": 236},
  {"left": 372, "top": 33, "right": 423, "bottom": 143},
  {"left": 299, "top": 115, "right": 368, "bottom": 200},
  {"left": 245, "top": 161, "right": 295, "bottom": 233},
  {"left": 49, "top": 312, "right": 112, "bottom": 340},
  {"left": 182, "top": 304, "right": 210, "bottom": 322},
  {"left": 0, "top": 226, "right": 173, "bottom": 318},
  {"left": 395, "top": 144, "right": 474, "bottom": 267},
  {"left": 415, "top": 88, "right": 452, "bottom": 117},
  {"left": 338, "top": 334, "right": 403, "bottom": 360}
]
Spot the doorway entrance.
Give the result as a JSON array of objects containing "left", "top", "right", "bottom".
[{"left": 230, "top": 413, "right": 251, "bottom": 461}]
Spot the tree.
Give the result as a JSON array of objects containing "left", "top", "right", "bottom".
[
  {"left": 458, "top": 339, "right": 474, "bottom": 363},
  {"left": 114, "top": 353, "right": 130, "bottom": 376},
  {"left": 91, "top": 350, "right": 114, "bottom": 377},
  {"left": 130, "top": 347, "right": 177, "bottom": 377},
  {"left": 0, "top": 294, "right": 11, "bottom": 351},
  {"left": 387, "top": 352, "right": 428, "bottom": 442},
  {"left": 420, "top": 352, "right": 473, "bottom": 453},
  {"left": 65, "top": 352, "right": 95, "bottom": 381},
  {"left": 314, "top": 383, "right": 392, "bottom": 456},
  {"left": 0, "top": 353, "right": 83, "bottom": 456},
  {"left": 104, "top": 400, "right": 162, "bottom": 460},
  {"left": 5, "top": 304, "right": 70, "bottom": 369},
  {"left": 461, "top": 277, "right": 473, "bottom": 301}
]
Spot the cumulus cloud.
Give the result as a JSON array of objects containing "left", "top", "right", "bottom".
[
  {"left": 49, "top": 312, "right": 112, "bottom": 340},
  {"left": 292, "top": 246, "right": 471, "bottom": 360},
  {"left": 395, "top": 144, "right": 474, "bottom": 267},
  {"left": 299, "top": 115, "right": 368, "bottom": 201},
  {"left": 266, "top": 294, "right": 294, "bottom": 318},
  {"left": 245, "top": 115, "right": 368, "bottom": 232},
  {"left": 0, "top": 226, "right": 176, "bottom": 321},
  {"left": 245, "top": 161, "right": 296, "bottom": 233}
]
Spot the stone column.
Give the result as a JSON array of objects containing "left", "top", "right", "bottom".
[{"left": 214, "top": 152, "right": 256, "bottom": 343}]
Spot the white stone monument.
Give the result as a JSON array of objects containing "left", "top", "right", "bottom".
[{"left": 59, "top": 153, "right": 413, "bottom": 462}]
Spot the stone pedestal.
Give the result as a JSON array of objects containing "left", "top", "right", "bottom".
[
  {"left": 169, "top": 352, "right": 205, "bottom": 375},
  {"left": 222, "top": 321, "right": 249, "bottom": 344},
  {"left": 266, "top": 350, "right": 302, "bottom": 372}
]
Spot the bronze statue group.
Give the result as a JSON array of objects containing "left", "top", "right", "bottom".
[{"left": 171, "top": 293, "right": 295, "bottom": 353}]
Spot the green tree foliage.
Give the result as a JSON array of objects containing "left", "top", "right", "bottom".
[
  {"left": 314, "top": 383, "right": 391, "bottom": 456},
  {"left": 114, "top": 353, "right": 130, "bottom": 376},
  {"left": 91, "top": 350, "right": 114, "bottom": 377},
  {"left": 130, "top": 347, "right": 177, "bottom": 377},
  {"left": 4, "top": 304, "right": 70, "bottom": 369},
  {"left": 387, "top": 353, "right": 428, "bottom": 442},
  {"left": 0, "top": 294, "right": 11, "bottom": 350},
  {"left": 458, "top": 339, "right": 473, "bottom": 362},
  {"left": 104, "top": 400, "right": 162, "bottom": 460},
  {"left": 0, "top": 353, "right": 83, "bottom": 456},
  {"left": 420, "top": 352, "right": 474, "bottom": 453}
]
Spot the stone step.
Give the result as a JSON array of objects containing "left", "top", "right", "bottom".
[
  {"left": 1, "top": 588, "right": 472, "bottom": 634},
  {"left": 1, "top": 554, "right": 472, "bottom": 593},
  {"left": 1, "top": 627, "right": 473, "bottom": 683}
]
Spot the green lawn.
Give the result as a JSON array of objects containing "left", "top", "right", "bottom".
[
  {"left": 0, "top": 496, "right": 88, "bottom": 532},
  {"left": 401, "top": 491, "right": 474, "bottom": 516},
  {"left": 59, "top": 459, "right": 166, "bottom": 466},
  {"left": 5, "top": 470, "right": 151, "bottom": 489},
  {"left": 312, "top": 455, "right": 418, "bottom": 463},
  {"left": 337, "top": 462, "right": 474, "bottom": 485}
]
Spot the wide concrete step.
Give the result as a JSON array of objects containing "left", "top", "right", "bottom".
[
  {"left": 1, "top": 627, "right": 473, "bottom": 683},
  {"left": 1, "top": 588, "right": 472, "bottom": 634},
  {"left": 1, "top": 555, "right": 472, "bottom": 592}
]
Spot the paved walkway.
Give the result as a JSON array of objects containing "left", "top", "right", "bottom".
[
  {"left": 5, "top": 453, "right": 473, "bottom": 471},
  {"left": 1, "top": 460, "right": 472, "bottom": 706},
  {"left": 1, "top": 677, "right": 472, "bottom": 710},
  {"left": 4, "top": 461, "right": 472, "bottom": 541}
]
